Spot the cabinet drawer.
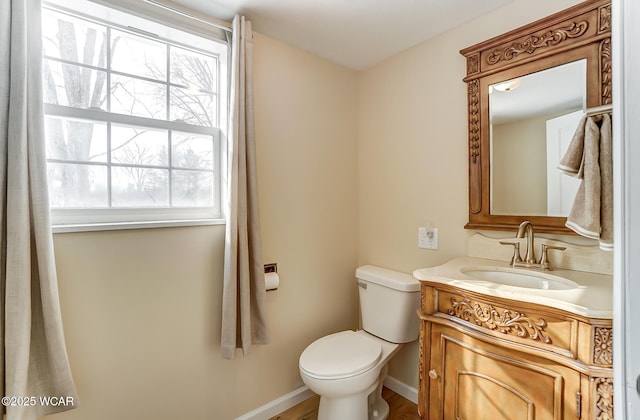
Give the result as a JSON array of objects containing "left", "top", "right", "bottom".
[{"left": 424, "top": 285, "right": 578, "bottom": 358}]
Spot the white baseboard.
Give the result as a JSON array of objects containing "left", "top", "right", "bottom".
[
  {"left": 234, "top": 385, "right": 315, "bottom": 420},
  {"left": 234, "top": 376, "right": 417, "bottom": 419},
  {"left": 383, "top": 375, "right": 418, "bottom": 404}
]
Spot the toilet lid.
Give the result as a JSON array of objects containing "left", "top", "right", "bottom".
[{"left": 299, "top": 331, "right": 382, "bottom": 380}]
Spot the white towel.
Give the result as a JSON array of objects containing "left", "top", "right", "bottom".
[{"left": 558, "top": 113, "right": 613, "bottom": 250}]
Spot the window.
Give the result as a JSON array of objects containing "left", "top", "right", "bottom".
[{"left": 42, "top": 0, "right": 228, "bottom": 228}]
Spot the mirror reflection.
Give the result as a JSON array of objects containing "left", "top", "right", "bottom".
[{"left": 489, "top": 59, "right": 586, "bottom": 216}]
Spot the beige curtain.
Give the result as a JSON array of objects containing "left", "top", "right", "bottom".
[
  {"left": 0, "top": 0, "right": 78, "bottom": 418},
  {"left": 221, "top": 15, "right": 269, "bottom": 360}
]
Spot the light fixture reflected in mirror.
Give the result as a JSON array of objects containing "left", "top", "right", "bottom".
[{"left": 492, "top": 79, "right": 521, "bottom": 92}]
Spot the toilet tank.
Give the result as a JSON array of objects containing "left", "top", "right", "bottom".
[{"left": 356, "top": 265, "right": 421, "bottom": 343}]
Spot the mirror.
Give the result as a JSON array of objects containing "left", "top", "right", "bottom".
[
  {"left": 461, "top": 0, "right": 611, "bottom": 234},
  {"left": 490, "top": 60, "right": 585, "bottom": 216}
]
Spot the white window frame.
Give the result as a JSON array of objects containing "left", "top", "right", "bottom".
[{"left": 43, "top": 0, "right": 229, "bottom": 232}]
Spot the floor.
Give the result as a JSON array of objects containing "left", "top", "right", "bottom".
[{"left": 268, "top": 387, "right": 420, "bottom": 420}]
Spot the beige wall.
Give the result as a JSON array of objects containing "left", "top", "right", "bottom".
[
  {"left": 492, "top": 115, "right": 548, "bottom": 215},
  {"left": 357, "top": 0, "right": 583, "bottom": 388},
  {"left": 50, "top": 33, "right": 359, "bottom": 420},
  {"left": 48, "top": 0, "right": 589, "bottom": 418}
]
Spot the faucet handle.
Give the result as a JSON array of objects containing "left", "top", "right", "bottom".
[
  {"left": 500, "top": 241, "right": 522, "bottom": 266},
  {"left": 539, "top": 244, "right": 566, "bottom": 271}
]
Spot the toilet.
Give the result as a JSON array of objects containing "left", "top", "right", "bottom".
[{"left": 298, "top": 265, "right": 420, "bottom": 420}]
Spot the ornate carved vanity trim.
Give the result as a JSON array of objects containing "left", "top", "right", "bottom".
[
  {"left": 461, "top": 0, "right": 612, "bottom": 234},
  {"left": 592, "top": 327, "right": 613, "bottom": 365},
  {"left": 593, "top": 377, "right": 614, "bottom": 419},
  {"left": 447, "top": 297, "right": 552, "bottom": 344},
  {"left": 429, "top": 286, "right": 584, "bottom": 359},
  {"left": 417, "top": 320, "right": 427, "bottom": 417}
]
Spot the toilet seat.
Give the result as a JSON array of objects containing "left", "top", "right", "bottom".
[{"left": 299, "top": 331, "right": 382, "bottom": 380}]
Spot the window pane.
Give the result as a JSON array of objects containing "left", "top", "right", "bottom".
[
  {"left": 111, "top": 125, "right": 168, "bottom": 167},
  {"left": 47, "top": 162, "right": 108, "bottom": 208},
  {"left": 172, "top": 132, "right": 214, "bottom": 170},
  {"left": 42, "top": 10, "right": 106, "bottom": 68},
  {"left": 111, "top": 167, "right": 168, "bottom": 207},
  {"left": 43, "top": 60, "right": 107, "bottom": 109},
  {"left": 45, "top": 117, "right": 107, "bottom": 162},
  {"left": 111, "top": 74, "right": 166, "bottom": 119},
  {"left": 170, "top": 47, "right": 216, "bottom": 93},
  {"left": 42, "top": 1, "right": 226, "bottom": 224},
  {"left": 111, "top": 29, "right": 167, "bottom": 81},
  {"left": 170, "top": 87, "right": 215, "bottom": 126},
  {"left": 171, "top": 170, "right": 214, "bottom": 207}
]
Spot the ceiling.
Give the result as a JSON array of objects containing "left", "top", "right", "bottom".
[{"left": 169, "top": 0, "right": 515, "bottom": 70}]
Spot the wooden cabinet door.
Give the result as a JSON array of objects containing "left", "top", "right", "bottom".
[{"left": 428, "top": 325, "right": 580, "bottom": 420}]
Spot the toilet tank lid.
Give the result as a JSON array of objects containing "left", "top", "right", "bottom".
[{"left": 356, "top": 265, "right": 420, "bottom": 292}]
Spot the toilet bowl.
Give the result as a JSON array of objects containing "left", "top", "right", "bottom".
[
  {"left": 299, "top": 330, "right": 401, "bottom": 420},
  {"left": 298, "top": 265, "right": 420, "bottom": 420}
]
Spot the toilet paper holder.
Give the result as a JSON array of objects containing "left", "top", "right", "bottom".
[{"left": 263, "top": 263, "right": 279, "bottom": 291}]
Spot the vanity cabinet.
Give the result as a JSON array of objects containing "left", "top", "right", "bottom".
[{"left": 418, "top": 283, "right": 613, "bottom": 420}]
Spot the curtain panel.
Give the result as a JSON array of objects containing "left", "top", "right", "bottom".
[
  {"left": 0, "top": 0, "right": 78, "bottom": 418},
  {"left": 220, "top": 15, "right": 269, "bottom": 360}
]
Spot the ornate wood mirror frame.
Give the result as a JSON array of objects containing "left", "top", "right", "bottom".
[{"left": 461, "top": 0, "right": 611, "bottom": 234}]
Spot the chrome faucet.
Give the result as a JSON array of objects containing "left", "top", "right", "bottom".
[{"left": 500, "top": 221, "right": 566, "bottom": 270}]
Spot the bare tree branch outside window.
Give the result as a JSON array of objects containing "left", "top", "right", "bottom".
[{"left": 43, "top": 7, "right": 218, "bottom": 210}]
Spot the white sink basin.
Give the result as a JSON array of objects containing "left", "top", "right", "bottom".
[{"left": 460, "top": 267, "right": 579, "bottom": 290}]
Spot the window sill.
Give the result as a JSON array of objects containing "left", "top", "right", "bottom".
[{"left": 52, "top": 218, "right": 225, "bottom": 234}]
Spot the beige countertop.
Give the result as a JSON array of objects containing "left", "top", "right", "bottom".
[{"left": 413, "top": 256, "right": 613, "bottom": 319}]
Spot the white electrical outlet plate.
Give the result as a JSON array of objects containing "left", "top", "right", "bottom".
[
  {"left": 418, "top": 227, "right": 438, "bottom": 249},
  {"left": 418, "top": 227, "right": 438, "bottom": 250},
  {"left": 418, "top": 227, "right": 428, "bottom": 248}
]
